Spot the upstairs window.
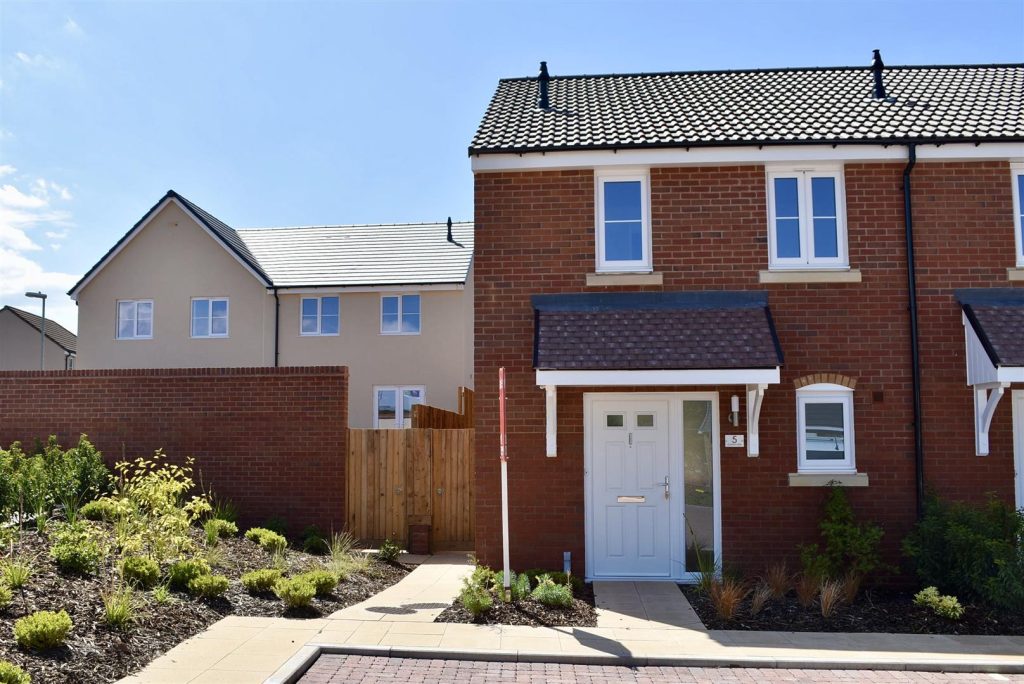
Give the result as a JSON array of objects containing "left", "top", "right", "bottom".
[
  {"left": 191, "top": 298, "right": 229, "bottom": 338},
  {"left": 374, "top": 386, "right": 425, "bottom": 428},
  {"left": 596, "top": 171, "right": 651, "bottom": 273},
  {"left": 116, "top": 299, "right": 153, "bottom": 340},
  {"left": 767, "top": 167, "right": 848, "bottom": 269},
  {"left": 381, "top": 294, "right": 421, "bottom": 334},
  {"left": 796, "top": 383, "right": 856, "bottom": 474},
  {"left": 1012, "top": 163, "right": 1024, "bottom": 266},
  {"left": 300, "top": 296, "right": 340, "bottom": 336}
]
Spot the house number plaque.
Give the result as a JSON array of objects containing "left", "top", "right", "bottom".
[{"left": 724, "top": 434, "right": 745, "bottom": 448}]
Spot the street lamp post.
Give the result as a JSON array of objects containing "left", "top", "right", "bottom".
[{"left": 24, "top": 291, "right": 47, "bottom": 370}]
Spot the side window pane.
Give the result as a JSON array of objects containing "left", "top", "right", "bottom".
[
  {"left": 636, "top": 414, "right": 655, "bottom": 428},
  {"left": 605, "top": 221, "right": 644, "bottom": 261},
  {"left": 118, "top": 301, "right": 135, "bottom": 339},
  {"left": 811, "top": 177, "right": 839, "bottom": 258},
  {"left": 137, "top": 301, "right": 152, "bottom": 320},
  {"left": 192, "top": 300, "right": 208, "bottom": 337},
  {"left": 773, "top": 178, "right": 801, "bottom": 259},
  {"left": 776, "top": 219, "right": 801, "bottom": 258},
  {"left": 377, "top": 389, "right": 397, "bottom": 429},
  {"left": 804, "top": 402, "right": 845, "bottom": 460},
  {"left": 1018, "top": 175, "right": 1024, "bottom": 255},
  {"left": 402, "top": 388, "right": 424, "bottom": 428},
  {"left": 211, "top": 299, "right": 228, "bottom": 336},
  {"left": 604, "top": 180, "right": 644, "bottom": 263},
  {"left": 211, "top": 299, "right": 228, "bottom": 318},
  {"left": 301, "top": 298, "right": 318, "bottom": 334},
  {"left": 381, "top": 296, "right": 400, "bottom": 333},
  {"left": 606, "top": 414, "right": 624, "bottom": 428},
  {"left": 402, "top": 295, "right": 420, "bottom": 333},
  {"left": 320, "top": 296, "right": 339, "bottom": 334},
  {"left": 604, "top": 181, "right": 641, "bottom": 221}
]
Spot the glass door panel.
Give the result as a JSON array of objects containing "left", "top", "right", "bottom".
[{"left": 683, "top": 400, "right": 716, "bottom": 573}]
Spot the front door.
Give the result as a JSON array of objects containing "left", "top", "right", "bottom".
[{"left": 590, "top": 399, "right": 672, "bottom": 578}]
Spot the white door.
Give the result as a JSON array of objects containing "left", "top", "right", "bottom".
[
  {"left": 590, "top": 399, "right": 672, "bottom": 578},
  {"left": 1014, "top": 391, "right": 1024, "bottom": 511}
]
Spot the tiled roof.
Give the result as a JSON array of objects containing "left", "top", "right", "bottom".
[
  {"left": 171, "top": 192, "right": 272, "bottom": 285},
  {"left": 236, "top": 221, "right": 473, "bottom": 288},
  {"left": 532, "top": 292, "right": 783, "bottom": 371},
  {"left": 958, "top": 289, "right": 1024, "bottom": 367},
  {"left": 470, "top": 63, "right": 1024, "bottom": 154},
  {"left": 4, "top": 306, "right": 77, "bottom": 353}
]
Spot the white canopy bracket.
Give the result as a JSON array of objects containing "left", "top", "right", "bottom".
[
  {"left": 974, "top": 382, "right": 1009, "bottom": 456},
  {"left": 545, "top": 385, "right": 557, "bottom": 457},
  {"left": 746, "top": 383, "right": 767, "bottom": 457}
]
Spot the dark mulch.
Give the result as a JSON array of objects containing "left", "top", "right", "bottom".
[
  {"left": 0, "top": 524, "right": 411, "bottom": 684},
  {"left": 435, "top": 582, "right": 597, "bottom": 627},
  {"left": 681, "top": 585, "right": 1024, "bottom": 635}
]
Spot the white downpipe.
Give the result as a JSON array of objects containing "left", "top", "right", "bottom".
[{"left": 499, "top": 367, "right": 511, "bottom": 592}]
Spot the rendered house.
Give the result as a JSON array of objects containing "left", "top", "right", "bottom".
[
  {"left": 0, "top": 306, "right": 77, "bottom": 370},
  {"left": 69, "top": 192, "right": 474, "bottom": 427},
  {"left": 470, "top": 56, "right": 1024, "bottom": 580}
]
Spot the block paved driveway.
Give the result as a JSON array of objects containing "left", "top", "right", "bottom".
[{"left": 298, "top": 655, "right": 1024, "bottom": 683}]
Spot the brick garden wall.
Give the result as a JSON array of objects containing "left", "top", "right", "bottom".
[
  {"left": 0, "top": 366, "right": 348, "bottom": 535},
  {"left": 473, "top": 161, "right": 1020, "bottom": 577}
]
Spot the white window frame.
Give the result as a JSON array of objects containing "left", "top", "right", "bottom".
[
  {"left": 190, "top": 297, "right": 230, "bottom": 339},
  {"left": 1011, "top": 162, "right": 1024, "bottom": 267},
  {"left": 380, "top": 293, "right": 421, "bottom": 335},
  {"left": 373, "top": 385, "right": 426, "bottom": 429},
  {"left": 766, "top": 165, "right": 848, "bottom": 270},
  {"left": 796, "top": 383, "right": 856, "bottom": 474},
  {"left": 595, "top": 169, "right": 652, "bottom": 273},
  {"left": 299, "top": 296, "right": 340, "bottom": 336},
  {"left": 115, "top": 299, "right": 153, "bottom": 340}
]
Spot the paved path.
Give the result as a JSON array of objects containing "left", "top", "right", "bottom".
[
  {"left": 594, "top": 580, "right": 705, "bottom": 630},
  {"left": 298, "top": 655, "right": 1024, "bottom": 683}
]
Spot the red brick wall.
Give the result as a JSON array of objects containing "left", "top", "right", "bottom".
[
  {"left": 0, "top": 367, "right": 348, "bottom": 535},
  {"left": 473, "top": 160, "right": 1020, "bottom": 577}
]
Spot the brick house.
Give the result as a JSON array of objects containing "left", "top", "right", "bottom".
[{"left": 469, "top": 55, "right": 1024, "bottom": 581}]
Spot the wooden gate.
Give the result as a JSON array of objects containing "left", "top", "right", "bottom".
[{"left": 346, "top": 428, "right": 473, "bottom": 549}]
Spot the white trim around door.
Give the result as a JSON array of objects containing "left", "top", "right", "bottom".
[
  {"left": 584, "top": 392, "right": 721, "bottom": 582},
  {"left": 1013, "top": 390, "right": 1024, "bottom": 511}
]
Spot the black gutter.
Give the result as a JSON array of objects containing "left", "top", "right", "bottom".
[
  {"left": 273, "top": 288, "right": 280, "bottom": 368},
  {"left": 903, "top": 143, "right": 925, "bottom": 520}
]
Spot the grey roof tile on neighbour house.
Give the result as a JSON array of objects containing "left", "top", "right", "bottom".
[
  {"left": 957, "top": 289, "right": 1024, "bottom": 367},
  {"left": 4, "top": 306, "right": 77, "bottom": 353},
  {"left": 532, "top": 292, "right": 783, "bottom": 371},
  {"left": 470, "top": 63, "right": 1024, "bottom": 154}
]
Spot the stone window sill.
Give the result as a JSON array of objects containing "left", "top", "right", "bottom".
[
  {"left": 1008, "top": 267, "right": 1024, "bottom": 282},
  {"left": 788, "top": 472, "right": 869, "bottom": 487},
  {"left": 586, "top": 272, "right": 664, "bottom": 287},
  {"left": 759, "top": 269, "right": 862, "bottom": 284}
]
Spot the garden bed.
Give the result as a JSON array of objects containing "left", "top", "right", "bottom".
[
  {"left": 0, "top": 524, "right": 411, "bottom": 684},
  {"left": 436, "top": 581, "right": 597, "bottom": 627},
  {"left": 681, "top": 585, "right": 1024, "bottom": 635}
]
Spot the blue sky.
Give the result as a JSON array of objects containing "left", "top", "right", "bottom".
[{"left": 1, "top": 0, "right": 1022, "bottom": 331}]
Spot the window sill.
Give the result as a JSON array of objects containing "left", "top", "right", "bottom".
[
  {"left": 788, "top": 472, "right": 868, "bottom": 487},
  {"left": 587, "top": 272, "right": 663, "bottom": 287},
  {"left": 1008, "top": 267, "right": 1024, "bottom": 282},
  {"left": 759, "top": 269, "right": 862, "bottom": 284}
]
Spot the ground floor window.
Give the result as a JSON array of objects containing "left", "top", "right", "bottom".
[
  {"left": 796, "top": 383, "right": 855, "bottom": 473},
  {"left": 374, "top": 386, "right": 425, "bottom": 428}
]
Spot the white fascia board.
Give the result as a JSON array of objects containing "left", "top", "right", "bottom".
[
  {"left": 267, "top": 283, "right": 464, "bottom": 294},
  {"left": 997, "top": 367, "right": 1024, "bottom": 382},
  {"left": 535, "top": 367, "right": 780, "bottom": 387},
  {"left": 472, "top": 142, "right": 1024, "bottom": 173}
]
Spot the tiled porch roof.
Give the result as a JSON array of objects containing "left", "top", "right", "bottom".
[{"left": 957, "top": 289, "right": 1024, "bottom": 367}]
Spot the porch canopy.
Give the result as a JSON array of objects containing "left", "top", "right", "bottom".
[
  {"left": 532, "top": 291, "right": 783, "bottom": 457},
  {"left": 957, "top": 289, "right": 1024, "bottom": 456}
]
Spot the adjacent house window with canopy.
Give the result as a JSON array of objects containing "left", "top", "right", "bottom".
[{"left": 796, "top": 383, "right": 855, "bottom": 473}]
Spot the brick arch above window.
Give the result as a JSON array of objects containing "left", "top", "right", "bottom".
[{"left": 793, "top": 373, "right": 857, "bottom": 390}]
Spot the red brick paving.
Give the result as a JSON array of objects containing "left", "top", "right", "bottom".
[{"left": 298, "top": 655, "right": 1022, "bottom": 683}]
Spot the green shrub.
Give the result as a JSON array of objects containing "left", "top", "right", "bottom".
[
  {"left": 521, "top": 569, "right": 583, "bottom": 594},
  {"left": 459, "top": 582, "right": 493, "bottom": 616},
  {"left": 102, "top": 585, "right": 137, "bottom": 629},
  {"left": 377, "top": 538, "right": 401, "bottom": 562},
  {"left": 152, "top": 584, "right": 172, "bottom": 605},
  {"left": 1, "top": 555, "right": 34, "bottom": 589},
  {"left": 799, "top": 486, "right": 888, "bottom": 582},
  {"left": 167, "top": 558, "right": 211, "bottom": 589},
  {"left": 273, "top": 577, "right": 316, "bottom": 609},
  {"left": 511, "top": 572, "right": 531, "bottom": 601},
  {"left": 0, "top": 660, "right": 31, "bottom": 684},
  {"left": 0, "top": 584, "right": 11, "bottom": 610},
  {"left": 263, "top": 516, "right": 288, "bottom": 537},
  {"left": 301, "top": 525, "right": 329, "bottom": 555},
  {"left": 204, "top": 518, "right": 237, "bottom": 540},
  {"left": 13, "top": 610, "right": 73, "bottom": 650},
  {"left": 208, "top": 495, "right": 239, "bottom": 524},
  {"left": 49, "top": 522, "right": 105, "bottom": 574},
  {"left": 531, "top": 575, "right": 574, "bottom": 608},
  {"left": 245, "top": 527, "right": 288, "bottom": 554},
  {"left": 241, "top": 568, "right": 282, "bottom": 594},
  {"left": 903, "top": 495, "right": 1024, "bottom": 611},
  {"left": 188, "top": 574, "right": 229, "bottom": 598},
  {"left": 121, "top": 556, "right": 160, "bottom": 589},
  {"left": 80, "top": 498, "right": 119, "bottom": 521},
  {"left": 914, "top": 585, "right": 964, "bottom": 620},
  {"left": 296, "top": 570, "right": 337, "bottom": 597}
]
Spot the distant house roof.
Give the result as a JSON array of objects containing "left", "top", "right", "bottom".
[
  {"left": 470, "top": 63, "right": 1024, "bottom": 155},
  {"left": 236, "top": 221, "right": 474, "bottom": 288},
  {"left": 532, "top": 291, "right": 783, "bottom": 371},
  {"left": 3, "top": 306, "right": 77, "bottom": 354},
  {"left": 957, "top": 289, "right": 1024, "bottom": 368}
]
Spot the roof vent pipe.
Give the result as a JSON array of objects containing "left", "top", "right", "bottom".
[
  {"left": 538, "top": 61, "right": 550, "bottom": 109},
  {"left": 447, "top": 216, "right": 453, "bottom": 243},
  {"left": 871, "top": 49, "right": 886, "bottom": 99}
]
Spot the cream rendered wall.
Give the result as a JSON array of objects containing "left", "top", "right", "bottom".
[
  {"left": 75, "top": 202, "right": 273, "bottom": 369},
  {"left": 277, "top": 288, "right": 473, "bottom": 427},
  {"left": 0, "top": 309, "right": 70, "bottom": 370}
]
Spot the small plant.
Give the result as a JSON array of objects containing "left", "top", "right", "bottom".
[
  {"left": 819, "top": 578, "right": 845, "bottom": 618},
  {"left": 301, "top": 525, "right": 329, "bottom": 555},
  {"left": 13, "top": 610, "right": 73, "bottom": 651},
  {"left": 328, "top": 532, "right": 368, "bottom": 580},
  {"left": 749, "top": 581, "right": 772, "bottom": 617},
  {"left": 49, "top": 522, "right": 105, "bottom": 574},
  {"left": 765, "top": 562, "right": 791, "bottom": 600},
  {"left": 0, "top": 584, "right": 11, "bottom": 610},
  {"left": 0, "top": 660, "right": 31, "bottom": 684},
  {"left": 167, "top": 557, "right": 211, "bottom": 589},
  {"left": 241, "top": 568, "right": 282, "bottom": 594},
  {"left": 269, "top": 548, "right": 288, "bottom": 573},
  {"left": 531, "top": 574, "right": 574, "bottom": 608},
  {"left": 799, "top": 486, "right": 889, "bottom": 585},
  {"left": 152, "top": 584, "right": 172, "bottom": 605},
  {"left": 204, "top": 518, "right": 237, "bottom": 541},
  {"left": 708, "top": 577, "right": 748, "bottom": 621},
  {"left": 203, "top": 543, "right": 227, "bottom": 569},
  {"left": 1, "top": 555, "right": 34, "bottom": 589},
  {"left": 297, "top": 570, "right": 337, "bottom": 597},
  {"left": 273, "top": 576, "right": 316, "bottom": 609},
  {"left": 80, "top": 498, "right": 119, "bottom": 521},
  {"left": 795, "top": 572, "right": 819, "bottom": 607},
  {"left": 102, "top": 584, "right": 137, "bottom": 629},
  {"left": 263, "top": 516, "right": 288, "bottom": 537},
  {"left": 377, "top": 538, "right": 401, "bottom": 562},
  {"left": 510, "top": 572, "right": 531, "bottom": 601},
  {"left": 245, "top": 527, "right": 288, "bottom": 554},
  {"left": 521, "top": 569, "right": 584, "bottom": 594},
  {"left": 459, "top": 581, "right": 493, "bottom": 617},
  {"left": 188, "top": 574, "right": 229, "bottom": 598},
  {"left": 207, "top": 495, "right": 239, "bottom": 524},
  {"left": 914, "top": 586, "right": 965, "bottom": 620},
  {"left": 842, "top": 570, "right": 862, "bottom": 604},
  {"left": 120, "top": 556, "right": 160, "bottom": 589},
  {"left": 693, "top": 544, "right": 719, "bottom": 594}
]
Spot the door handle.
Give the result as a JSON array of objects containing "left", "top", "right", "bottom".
[{"left": 658, "top": 476, "right": 669, "bottom": 499}]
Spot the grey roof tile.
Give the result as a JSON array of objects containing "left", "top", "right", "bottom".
[{"left": 4, "top": 306, "right": 77, "bottom": 353}]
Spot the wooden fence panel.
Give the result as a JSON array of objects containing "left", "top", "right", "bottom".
[
  {"left": 412, "top": 387, "right": 475, "bottom": 429},
  {"left": 346, "top": 428, "right": 473, "bottom": 549}
]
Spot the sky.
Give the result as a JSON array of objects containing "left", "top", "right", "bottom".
[{"left": 1, "top": 0, "right": 1022, "bottom": 332}]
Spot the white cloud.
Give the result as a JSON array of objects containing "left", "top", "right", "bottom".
[
  {"left": 44, "top": 229, "right": 69, "bottom": 240},
  {"left": 0, "top": 247, "right": 80, "bottom": 332},
  {"left": 14, "top": 52, "right": 61, "bottom": 70},
  {"left": 63, "top": 17, "right": 84, "bottom": 37},
  {"left": 0, "top": 165, "right": 15, "bottom": 177},
  {"left": 1, "top": 183, "right": 47, "bottom": 209}
]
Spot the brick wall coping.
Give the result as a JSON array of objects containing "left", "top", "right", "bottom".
[{"left": 0, "top": 366, "right": 347, "bottom": 379}]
